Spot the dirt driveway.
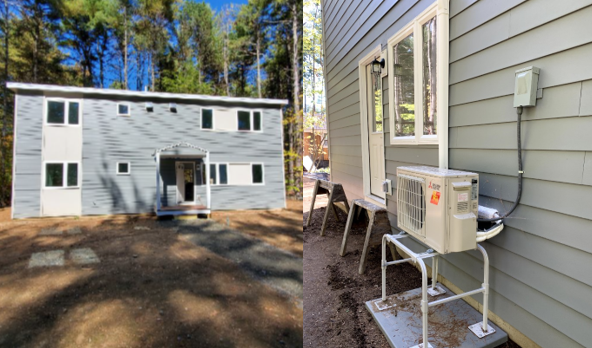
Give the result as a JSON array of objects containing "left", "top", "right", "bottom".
[{"left": 0, "top": 201, "right": 302, "bottom": 348}]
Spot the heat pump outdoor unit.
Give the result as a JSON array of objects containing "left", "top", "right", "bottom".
[{"left": 397, "top": 166, "right": 479, "bottom": 254}]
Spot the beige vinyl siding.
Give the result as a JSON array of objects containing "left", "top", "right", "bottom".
[{"left": 323, "top": 0, "right": 592, "bottom": 346}]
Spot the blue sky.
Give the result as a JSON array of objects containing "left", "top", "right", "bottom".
[{"left": 206, "top": 0, "right": 248, "bottom": 12}]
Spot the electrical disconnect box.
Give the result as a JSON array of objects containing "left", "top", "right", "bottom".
[{"left": 513, "top": 66, "right": 540, "bottom": 107}]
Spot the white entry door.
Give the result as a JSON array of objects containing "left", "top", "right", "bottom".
[
  {"left": 176, "top": 162, "right": 185, "bottom": 204},
  {"left": 366, "top": 64, "right": 386, "bottom": 199}
]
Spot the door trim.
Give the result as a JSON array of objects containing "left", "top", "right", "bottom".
[
  {"left": 358, "top": 45, "right": 386, "bottom": 208},
  {"left": 175, "top": 161, "right": 196, "bottom": 205}
]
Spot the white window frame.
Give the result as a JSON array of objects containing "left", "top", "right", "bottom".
[
  {"left": 387, "top": 1, "right": 449, "bottom": 151},
  {"left": 44, "top": 98, "right": 82, "bottom": 127},
  {"left": 205, "top": 162, "right": 229, "bottom": 186},
  {"left": 251, "top": 163, "right": 265, "bottom": 185},
  {"left": 116, "top": 162, "right": 131, "bottom": 175},
  {"left": 117, "top": 103, "right": 131, "bottom": 117},
  {"left": 236, "top": 110, "right": 263, "bottom": 132},
  {"left": 42, "top": 161, "right": 81, "bottom": 189},
  {"left": 201, "top": 107, "right": 215, "bottom": 130}
]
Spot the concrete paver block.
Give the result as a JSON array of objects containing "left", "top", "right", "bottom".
[
  {"left": 28, "top": 250, "right": 65, "bottom": 268},
  {"left": 70, "top": 248, "right": 100, "bottom": 265}
]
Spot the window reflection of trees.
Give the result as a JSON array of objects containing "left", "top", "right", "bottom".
[
  {"left": 423, "top": 17, "right": 437, "bottom": 136},
  {"left": 371, "top": 68, "right": 383, "bottom": 132},
  {"left": 393, "top": 34, "right": 415, "bottom": 137}
]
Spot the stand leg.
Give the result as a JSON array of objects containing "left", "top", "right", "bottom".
[
  {"left": 477, "top": 244, "right": 490, "bottom": 332},
  {"left": 418, "top": 258, "right": 429, "bottom": 347},
  {"left": 320, "top": 189, "right": 335, "bottom": 236},
  {"left": 339, "top": 204, "right": 357, "bottom": 256},
  {"left": 358, "top": 211, "right": 375, "bottom": 274},
  {"left": 305, "top": 180, "right": 319, "bottom": 227},
  {"left": 382, "top": 235, "right": 387, "bottom": 301},
  {"left": 431, "top": 256, "right": 439, "bottom": 289}
]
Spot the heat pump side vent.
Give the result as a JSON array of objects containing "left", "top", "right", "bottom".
[{"left": 397, "top": 174, "right": 426, "bottom": 236}]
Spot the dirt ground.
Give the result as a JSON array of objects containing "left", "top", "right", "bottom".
[
  {"left": 212, "top": 200, "right": 303, "bottom": 256},
  {"left": 303, "top": 177, "right": 520, "bottom": 348},
  {"left": 0, "top": 202, "right": 302, "bottom": 348}
]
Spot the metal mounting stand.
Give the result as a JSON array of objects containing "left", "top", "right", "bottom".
[{"left": 381, "top": 233, "right": 495, "bottom": 348}]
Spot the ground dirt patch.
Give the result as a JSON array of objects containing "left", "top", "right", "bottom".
[
  {"left": 302, "top": 177, "right": 520, "bottom": 348},
  {"left": 0, "top": 202, "right": 302, "bottom": 348}
]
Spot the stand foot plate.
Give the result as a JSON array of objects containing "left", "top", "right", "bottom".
[
  {"left": 469, "top": 323, "right": 497, "bottom": 338},
  {"left": 427, "top": 285, "right": 446, "bottom": 297},
  {"left": 365, "top": 285, "right": 508, "bottom": 348}
]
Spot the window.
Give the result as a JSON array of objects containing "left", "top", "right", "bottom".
[
  {"left": 252, "top": 164, "right": 264, "bottom": 184},
  {"left": 237, "top": 110, "right": 262, "bottom": 131},
  {"left": 204, "top": 163, "right": 228, "bottom": 185},
  {"left": 253, "top": 111, "right": 262, "bottom": 131},
  {"left": 116, "top": 162, "right": 131, "bottom": 175},
  {"left": 44, "top": 162, "right": 79, "bottom": 188},
  {"left": 47, "top": 99, "right": 80, "bottom": 125},
  {"left": 238, "top": 111, "right": 251, "bottom": 131},
  {"left": 202, "top": 109, "right": 213, "bottom": 129},
  {"left": 388, "top": 3, "right": 446, "bottom": 145},
  {"left": 117, "top": 103, "right": 130, "bottom": 116},
  {"left": 219, "top": 164, "right": 228, "bottom": 185}
]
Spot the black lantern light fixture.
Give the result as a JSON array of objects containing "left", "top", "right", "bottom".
[{"left": 372, "top": 57, "right": 385, "bottom": 74}]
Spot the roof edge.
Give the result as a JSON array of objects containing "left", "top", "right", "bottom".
[{"left": 6, "top": 82, "right": 289, "bottom": 106}]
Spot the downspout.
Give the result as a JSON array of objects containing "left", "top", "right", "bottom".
[{"left": 437, "top": 0, "right": 449, "bottom": 169}]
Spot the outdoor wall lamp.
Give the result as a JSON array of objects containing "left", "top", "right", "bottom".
[{"left": 372, "top": 58, "right": 385, "bottom": 74}]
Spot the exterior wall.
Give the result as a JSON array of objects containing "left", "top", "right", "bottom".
[
  {"left": 12, "top": 92, "right": 285, "bottom": 217},
  {"left": 323, "top": 0, "right": 592, "bottom": 347},
  {"left": 12, "top": 93, "right": 43, "bottom": 218}
]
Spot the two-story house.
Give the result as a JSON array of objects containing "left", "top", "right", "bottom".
[{"left": 8, "top": 83, "right": 288, "bottom": 218}]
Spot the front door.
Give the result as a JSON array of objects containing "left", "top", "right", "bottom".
[
  {"left": 366, "top": 64, "right": 386, "bottom": 199},
  {"left": 176, "top": 162, "right": 195, "bottom": 204}
]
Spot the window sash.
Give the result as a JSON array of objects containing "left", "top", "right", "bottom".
[
  {"left": 202, "top": 109, "right": 214, "bottom": 129},
  {"left": 47, "top": 100, "right": 80, "bottom": 125},
  {"left": 44, "top": 162, "right": 79, "bottom": 188},
  {"left": 117, "top": 103, "right": 130, "bottom": 116},
  {"left": 388, "top": 4, "right": 442, "bottom": 145},
  {"left": 117, "top": 162, "right": 130, "bottom": 175},
  {"left": 252, "top": 164, "right": 264, "bottom": 184}
]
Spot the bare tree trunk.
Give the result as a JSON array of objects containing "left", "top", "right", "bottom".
[
  {"left": 224, "top": 23, "right": 229, "bottom": 96},
  {"left": 256, "top": 31, "right": 261, "bottom": 98},
  {"left": 0, "top": 0, "right": 8, "bottom": 207},
  {"left": 124, "top": 7, "right": 128, "bottom": 89},
  {"left": 292, "top": 1, "right": 302, "bottom": 196}
]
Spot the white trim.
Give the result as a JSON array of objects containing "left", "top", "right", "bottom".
[
  {"left": 320, "top": 2, "right": 333, "bottom": 180},
  {"left": 7, "top": 82, "right": 289, "bottom": 106},
  {"left": 201, "top": 107, "right": 215, "bottom": 130},
  {"left": 116, "top": 161, "right": 131, "bottom": 175},
  {"left": 156, "top": 209, "right": 211, "bottom": 217},
  {"left": 44, "top": 97, "right": 82, "bottom": 127},
  {"left": 156, "top": 153, "right": 161, "bottom": 211},
  {"left": 358, "top": 45, "right": 386, "bottom": 208},
  {"left": 11, "top": 94, "right": 18, "bottom": 219},
  {"left": 117, "top": 102, "right": 131, "bottom": 117},
  {"left": 42, "top": 161, "right": 81, "bottom": 189},
  {"left": 205, "top": 152, "right": 211, "bottom": 209},
  {"left": 251, "top": 163, "right": 265, "bottom": 185},
  {"left": 387, "top": 1, "right": 448, "bottom": 146}
]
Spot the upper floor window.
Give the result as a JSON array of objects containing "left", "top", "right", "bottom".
[
  {"left": 202, "top": 108, "right": 214, "bottom": 130},
  {"left": 117, "top": 103, "right": 131, "bottom": 116},
  {"left": 237, "top": 110, "right": 262, "bottom": 132},
  {"left": 116, "top": 162, "right": 131, "bottom": 175},
  {"left": 47, "top": 99, "right": 80, "bottom": 125},
  {"left": 388, "top": 3, "right": 446, "bottom": 145}
]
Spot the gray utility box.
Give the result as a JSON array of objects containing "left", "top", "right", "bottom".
[{"left": 514, "top": 66, "right": 540, "bottom": 107}]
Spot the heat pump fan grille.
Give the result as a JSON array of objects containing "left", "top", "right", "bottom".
[{"left": 397, "top": 174, "right": 426, "bottom": 235}]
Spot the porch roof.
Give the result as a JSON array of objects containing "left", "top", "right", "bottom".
[{"left": 153, "top": 142, "right": 208, "bottom": 157}]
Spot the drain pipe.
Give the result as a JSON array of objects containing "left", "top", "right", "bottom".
[{"left": 437, "top": 0, "right": 449, "bottom": 170}]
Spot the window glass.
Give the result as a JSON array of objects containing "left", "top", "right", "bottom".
[
  {"left": 219, "top": 164, "right": 228, "bottom": 184},
  {"left": 68, "top": 102, "right": 80, "bottom": 125},
  {"left": 202, "top": 109, "right": 213, "bottom": 129},
  {"left": 238, "top": 111, "right": 251, "bottom": 130},
  {"left": 210, "top": 164, "right": 217, "bottom": 184},
  {"left": 370, "top": 68, "right": 383, "bottom": 132},
  {"left": 118, "top": 104, "right": 129, "bottom": 115},
  {"left": 422, "top": 17, "right": 437, "bottom": 136},
  {"left": 67, "top": 163, "right": 78, "bottom": 186},
  {"left": 252, "top": 164, "right": 263, "bottom": 184},
  {"left": 118, "top": 162, "right": 129, "bottom": 174},
  {"left": 393, "top": 33, "right": 415, "bottom": 137},
  {"left": 46, "top": 163, "right": 63, "bottom": 187},
  {"left": 47, "top": 101, "right": 65, "bottom": 124},
  {"left": 253, "top": 111, "right": 262, "bottom": 131}
]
